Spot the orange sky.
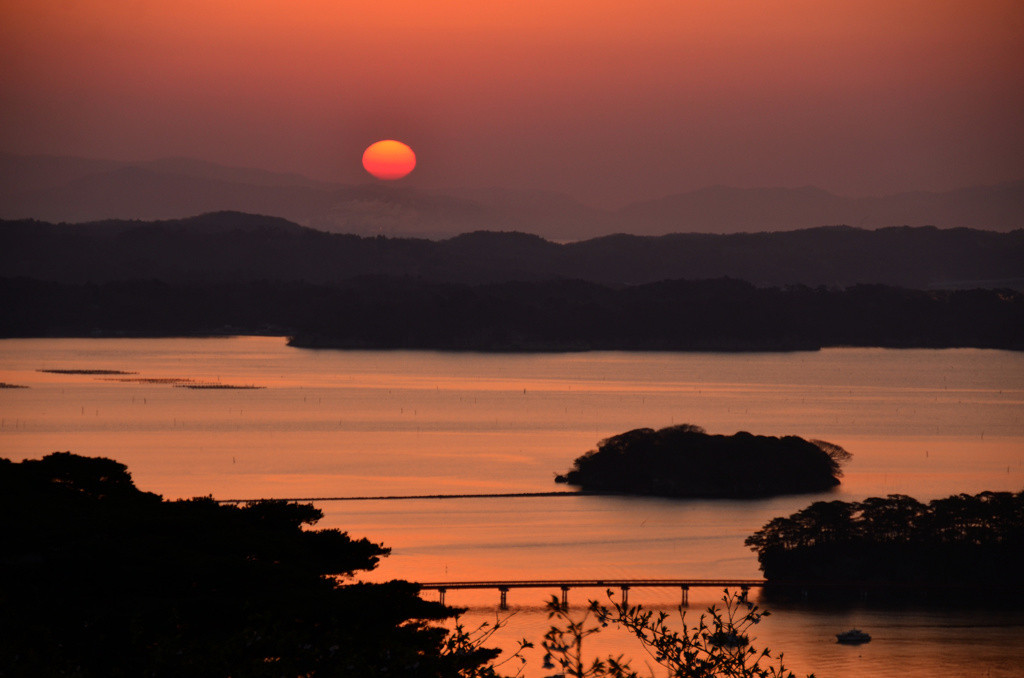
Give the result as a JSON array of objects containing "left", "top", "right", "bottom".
[{"left": 2, "top": 0, "right": 1021, "bottom": 206}]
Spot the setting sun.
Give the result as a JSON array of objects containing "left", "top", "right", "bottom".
[{"left": 362, "top": 139, "right": 416, "bottom": 180}]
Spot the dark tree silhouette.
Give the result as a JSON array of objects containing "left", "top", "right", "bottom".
[
  {"left": 745, "top": 491, "right": 1024, "bottom": 597},
  {"left": 0, "top": 452, "right": 498, "bottom": 677}
]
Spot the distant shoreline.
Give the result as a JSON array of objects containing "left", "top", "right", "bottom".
[
  {"left": 3, "top": 274, "right": 1021, "bottom": 352},
  {"left": 215, "top": 491, "right": 595, "bottom": 504},
  {"left": 3, "top": 216, "right": 1023, "bottom": 351}
]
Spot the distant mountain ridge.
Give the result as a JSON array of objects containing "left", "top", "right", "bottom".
[
  {"left": 1, "top": 153, "right": 1020, "bottom": 238},
  {"left": 3, "top": 212, "right": 1022, "bottom": 290},
  {"left": 616, "top": 183, "right": 1024, "bottom": 234}
]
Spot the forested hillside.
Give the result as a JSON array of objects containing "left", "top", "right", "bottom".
[
  {"left": 3, "top": 277, "right": 1020, "bottom": 351},
  {"left": 3, "top": 212, "right": 1022, "bottom": 288}
]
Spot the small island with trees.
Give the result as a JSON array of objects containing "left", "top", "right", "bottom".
[
  {"left": 554, "top": 424, "right": 850, "bottom": 498},
  {"left": 745, "top": 491, "right": 1024, "bottom": 599}
]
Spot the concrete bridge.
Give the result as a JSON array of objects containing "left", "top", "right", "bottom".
[{"left": 416, "top": 578, "right": 767, "bottom": 609}]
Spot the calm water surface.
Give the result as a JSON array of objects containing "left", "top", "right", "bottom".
[{"left": 2, "top": 337, "right": 1022, "bottom": 676}]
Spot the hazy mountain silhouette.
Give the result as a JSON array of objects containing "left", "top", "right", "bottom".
[
  {"left": 3, "top": 212, "right": 1022, "bottom": 289},
  {"left": 430, "top": 186, "right": 610, "bottom": 240},
  {"left": 2, "top": 153, "right": 1020, "bottom": 238},
  {"left": 0, "top": 153, "right": 597, "bottom": 239},
  {"left": 616, "top": 183, "right": 1024, "bottom": 234}
]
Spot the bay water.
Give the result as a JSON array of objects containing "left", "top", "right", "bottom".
[{"left": 2, "top": 337, "right": 1022, "bottom": 676}]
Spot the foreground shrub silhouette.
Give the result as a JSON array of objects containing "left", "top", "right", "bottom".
[
  {"left": 555, "top": 425, "right": 849, "bottom": 498},
  {"left": 540, "top": 590, "right": 809, "bottom": 678},
  {"left": 0, "top": 452, "right": 499, "bottom": 677}
]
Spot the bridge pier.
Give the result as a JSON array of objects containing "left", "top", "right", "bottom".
[
  {"left": 499, "top": 586, "right": 509, "bottom": 610},
  {"left": 438, "top": 588, "right": 446, "bottom": 606},
  {"left": 739, "top": 586, "right": 749, "bottom": 603},
  {"left": 680, "top": 585, "right": 689, "bottom": 607},
  {"left": 561, "top": 585, "right": 570, "bottom": 609},
  {"left": 620, "top": 585, "right": 630, "bottom": 606}
]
